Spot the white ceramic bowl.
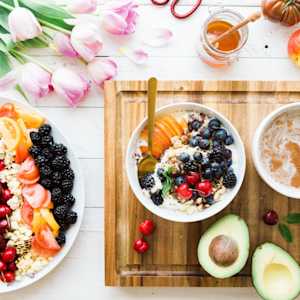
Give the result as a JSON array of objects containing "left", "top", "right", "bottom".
[
  {"left": 126, "top": 102, "right": 246, "bottom": 223},
  {"left": 252, "top": 102, "right": 300, "bottom": 199},
  {"left": 0, "top": 98, "right": 85, "bottom": 293}
]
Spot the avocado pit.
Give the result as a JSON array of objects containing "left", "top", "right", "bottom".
[{"left": 209, "top": 234, "right": 239, "bottom": 267}]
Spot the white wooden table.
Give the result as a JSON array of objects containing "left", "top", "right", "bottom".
[{"left": 1, "top": 0, "right": 300, "bottom": 299}]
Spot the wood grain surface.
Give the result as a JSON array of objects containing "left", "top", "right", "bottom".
[{"left": 104, "top": 80, "right": 300, "bottom": 287}]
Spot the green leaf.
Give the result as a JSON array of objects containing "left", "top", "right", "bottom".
[
  {"left": 162, "top": 167, "right": 174, "bottom": 197},
  {"left": 0, "top": 50, "right": 11, "bottom": 77},
  {"left": 278, "top": 223, "right": 293, "bottom": 243},
  {"left": 0, "top": 25, "right": 8, "bottom": 34},
  {"left": 19, "top": 37, "right": 48, "bottom": 48},
  {"left": 286, "top": 213, "right": 300, "bottom": 224},
  {"left": 0, "top": 7, "right": 9, "bottom": 31}
]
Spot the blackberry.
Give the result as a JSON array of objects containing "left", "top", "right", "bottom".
[
  {"left": 62, "top": 168, "right": 74, "bottom": 181},
  {"left": 139, "top": 173, "right": 155, "bottom": 190},
  {"left": 40, "top": 178, "right": 52, "bottom": 190},
  {"left": 66, "top": 211, "right": 77, "bottom": 225},
  {"left": 52, "top": 143, "right": 67, "bottom": 156},
  {"left": 53, "top": 205, "right": 69, "bottom": 222},
  {"left": 56, "top": 230, "right": 66, "bottom": 246},
  {"left": 42, "top": 148, "right": 54, "bottom": 160},
  {"left": 29, "top": 145, "right": 41, "bottom": 158},
  {"left": 52, "top": 172, "right": 62, "bottom": 186},
  {"left": 52, "top": 156, "right": 70, "bottom": 170},
  {"left": 223, "top": 148, "right": 232, "bottom": 160},
  {"left": 30, "top": 131, "right": 41, "bottom": 145},
  {"left": 40, "top": 135, "right": 53, "bottom": 148},
  {"left": 183, "top": 161, "right": 199, "bottom": 172},
  {"left": 223, "top": 172, "right": 237, "bottom": 188},
  {"left": 39, "top": 165, "right": 52, "bottom": 178},
  {"left": 51, "top": 187, "right": 63, "bottom": 206},
  {"left": 62, "top": 194, "right": 75, "bottom": 207},
  {"left": 150, "top": 191, "right": 164, "bottom": 206},
  {"left": 38, "top": 124, "right": 52, "bottom": 136},
  {"left": 61, "top": 179, "right": 73, "bottom": 193},
  {"left": 209, "top": 147, "right": 224, "bottom": 163},
  {"left": 35, "top": 155, "right": 47, "bottom": 167},
  {"left": 192, "top": 190, "right": 199, "bottom": 200}
]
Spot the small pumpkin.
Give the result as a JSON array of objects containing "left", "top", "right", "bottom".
[{"left": 262, "top": 0, "right": 300, "bottom": 26}]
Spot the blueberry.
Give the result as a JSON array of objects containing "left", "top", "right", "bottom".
[
  {"left": 213, "top": 129, "right": 227, "bottom": 142},
  {"left": 191, "top": 119, "right": 202, "bottom": 131},
  {"left": 201, "top": 127, "right": 211, "bottom": 139},
  {"left": 175, "top": 176, "right": 186, "bottom": 186},
  {"left": 201, "top": 157, "right": 210, "bottom": 169},
  {"left": 206, "top": 195, "right": 214, "bottom": 205},
  {"left": 192, "top": 190, "right": 199, "bottom": 200},
  {"left": 212, "top": 140, "right": 222, "bottom": 148},
  {"left": 208, "top": 118, "right": 221, "bottom": 130},
  {"left": 224, "top": 148, "right": 232, "bottom": 159},
  {"left": 220, "top": 160, "right": 227, "bottom": 172},
  {"left": 193, "top": 151, "right": 203, "bottom": 162},
  {"left": 178, "top": 152, "right": 190, "bottom": 162},
  {"left": 225, "top": 135, "right": 234, "bottom": 145},
  {"left": 227, "top": 159, "right": 233, "bottom": 167},
  {"left": 157, "top": 168, "right": 165, "bottom": 181},
  {"left": 189, "top": 136, "right": 200, "bottom": 147},
  {"left": 227, "top": 167, "right": 234, "bottom": 174},
  {"left": 203, "top": 168, "right": 213, "bottom": 180},
  {"left": 199, "top": 139, "right": 210, "bottom": 150},
  {"left": 211, "top": 162, "right": 223, "bottom": 179}
]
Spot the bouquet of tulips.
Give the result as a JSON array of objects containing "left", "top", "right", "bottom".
[{"left": 0, "top": 0, "right": 139, "bottom": 106}]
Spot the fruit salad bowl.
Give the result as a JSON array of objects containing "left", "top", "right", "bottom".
[
  {"left": 0, "top": 98, "right": 84, "bottom": 293},
  {"left": 126, "top": 102, "right": 246, "bottom": 223}
]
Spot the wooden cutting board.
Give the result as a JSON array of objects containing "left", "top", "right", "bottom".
[{"left": 104, "top": 80, "right": 300, "bottom": 287}]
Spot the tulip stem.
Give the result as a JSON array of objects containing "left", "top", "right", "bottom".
[
  {"left": 40, "top": 20, "right": 71, "bottom": 35},
  {"left": 0, "top": 1, "right": 14, "bottom": 11},
  {"left": 13, "top": 0, "right": 19, "bottom": 7}
]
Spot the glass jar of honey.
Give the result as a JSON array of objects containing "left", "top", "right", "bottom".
[{"left": 197, "top": 10, "right": 249, "bottom": 68}]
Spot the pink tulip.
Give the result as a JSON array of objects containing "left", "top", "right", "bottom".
[
  {"left": 8, "top": 7, "right": 42, "bottom": 42},
  {"left": 20, "top": 63, "right": 52, "bottom": 99},
  {"left": 0, "top": 71, "right": 17, "bottom": 91},
  {"left": 51, "top": 68, "right": 91, "bottom": 107},
  {"left": 68, "top": 0, "right": 97, "bottom": 14},
  {"left": 87, "top": 58, "right": 117, "bottom": 89},
  {"left": 53, "top": 32, "right": 78, "bottom": 58},
  {"left": 70, "top": 23, "right": 103, "bottom": 62},
  {"left": 102, "top": 0, "right": 138, "bottom": 35}
]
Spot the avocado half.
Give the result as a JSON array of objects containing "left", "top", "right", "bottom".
[
  {"left": 197, "top": 214, "right": 250, "bottom": 279},
  {"left": 252, "top": 243, "right": 300, "bottom": 300}
]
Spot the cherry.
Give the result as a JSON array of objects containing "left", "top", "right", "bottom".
[
  {"left": 185, "top": 172, "right": 201, "bottom": 185},
  {"left": 3, "top": 271, "right": 15, "bottom": 283},
  {"left": 0, "top": 160, "right": 5, "bottom": 172},
  {"left": 7, "top": 262, "right": 16, "bottom": 272},
  {"left": 2, "top": 189, "right": 12, "bottom": 202},
  {"left": 2, "top": 247, "right": 16, "bottom": 263},
  {"left": 133, "top": 238, "right": 149, "bottom": 253},
  {"left": 0, "top": 219, "right": 9, "bottom": 233},
  {"left": 139, "top": 220, "right": 155, "bottom": 236},
  {"left": 263, "top": 210, "right": 279, "bottom": 225},
  {"left": 0, "top": 260, "right": 6, "bottom": 272},
  {"left": 175, "top": 184, "right": 193, "bottom": 200},
  {"left": 0, "top": 235, "right": 6, "bottom": 251},
  {"left": 0, "top": 205, "right": 11, "bottom": 218},
  {"left": 196, "top": 180, "right": 213, "bottom": 197}
]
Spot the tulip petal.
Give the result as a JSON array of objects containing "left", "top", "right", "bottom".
[
  {"left": 52, "top": 32, "right": 78, "bottom": 58},
  {"left": 142, "top": 27, "right": 173, "bottom": 47},
  {"left": 102, "top": 12, "right": 128, "bottom": 35},
  {"left": 0, "top": 71, "right": 17, "bottom": 91},
  {"left": 68, "top": 0, "right": 97, "bottom": 14},
  {"left": 119, "top": 47, "right": 148, "bottom": 64}
]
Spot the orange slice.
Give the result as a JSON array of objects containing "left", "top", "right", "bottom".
[
  {"left": 161, "top": 116, "right": 183, "bottom": 136},
  {"left": 40, "top": 208, "right": 60, "bottom": 237},
  {"left": 0, "top": 117, "right": 21, "bottom": 151},
  {"left": 17, "top": 118, "right": 32, "bottom": 148},
  {"left": 15, "top": 106, "right": 44, "bottom": 129}
]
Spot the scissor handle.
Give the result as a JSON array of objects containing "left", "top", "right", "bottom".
[
  {"left": 171, "top": 0, "right": 202, "bottom": 19},
  {"left": 151, "top": 0, "right": 170, "bottom": 5}
]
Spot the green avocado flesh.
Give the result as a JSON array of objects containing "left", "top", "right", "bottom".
[
  {"left": 197, "top": 214, "right": 250, "bottom": 279},
  {"left": 252, "top": 243, "right": 300, "bottom": 300}
]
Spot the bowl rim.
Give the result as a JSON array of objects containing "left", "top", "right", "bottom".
[
  {"left": 126, "top": 102, "right": 246, "bottom": 223},
  {"left": 252, "top": 102, "right": 300, "bottom": 199},
  {"left": 0, "top": 97, "right": 85, "bottom": 293}
]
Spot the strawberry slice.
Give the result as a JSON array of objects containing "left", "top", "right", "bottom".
[
  {"left": 22, "top": 184, "right": 47, "bottom": 208},
  {"left": 21, "top": 200, "right": 33, "bottom": 226}
]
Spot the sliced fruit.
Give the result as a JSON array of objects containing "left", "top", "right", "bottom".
[
  {"left": 0, "top": 117, "right": 21, "bottom": 151},
  {"left": 161, "top": 115, "right": 183, "bottom": 136},
  {"left": 42, "top": 191, "right": 53, "bottom": 209},
  {"left": 31, "top": 236, "right": 59, "bottom": 258},
  {"left": 18, "top": 157, "right": 40, "bottom": 185},
  {"left": 21, "top": 200, "right": 33, "bottom": 226},
  {"left": 0, "top": 103, "right": 17, "bottom": 119},
  {"left": 17, "top": 118, "right": 32, "bottom": 148},
  {"left": 15, "top": 106, "right": 44, "bottom": 128},
  {"left": 15, "top": 140, "right": 30, "bottom": 164},
  {"left": 22, "top": 184, "right": 47, "bottom": 208},
  {"left": 40, "top": 208, "right": 60, "bottom": 236},
  {"left": 179, "top": 118, "right": 188, "bottom": 132},
  {"left": 151, "top": 141, "right": 164, "bottom": 159},
  {"left": 155, "top": 120, "right": 174, "bottom": 140},
  {"left": 31, "top": 209, "right": 46, "bottom": 234},
  {"left": 197, "top": 214, "right": 250, "bottom": 279},
  {"left": 157, "top": 118, "right": 177, "bottom": 137},
  {"left": 35, "top": 224, "right": 61, "bottom": 251},
  {"left": 252, "top": 243, "right": 300, "bottom": 300}
]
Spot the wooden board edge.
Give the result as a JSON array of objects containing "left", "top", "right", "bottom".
[
  {"left": 112, "top": 80, "right": 300, "bottom": 92},
  {"left": 104, "top": 81, "right": 119, "bottom": 286}
]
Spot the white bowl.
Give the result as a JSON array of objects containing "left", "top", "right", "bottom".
[
  {"left": 126, "top": 102, "right": 246, "bottom": 223},
  {"left": 252, "top": 102, "right": 300, "bottom": 199},
  {"left": 0, "top": 98, "right": 85, "bottom": 293}
]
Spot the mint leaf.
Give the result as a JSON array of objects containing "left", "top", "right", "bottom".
[
  {"left": 278, "top": 223, "right": 293, "bottom": 243},
  {"left": 286, "top": 213, "right": 300, "bottom": 224},
  {"left": 162, "top": 167, "right": 173, "bottom": 197}
]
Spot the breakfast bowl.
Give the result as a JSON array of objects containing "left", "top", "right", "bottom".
[
  {"left": 252, "top": 102, "right": 300, "bottom": 199},
  {"left": 126, "top": 102, "right": 246, "bottom": 223}
]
